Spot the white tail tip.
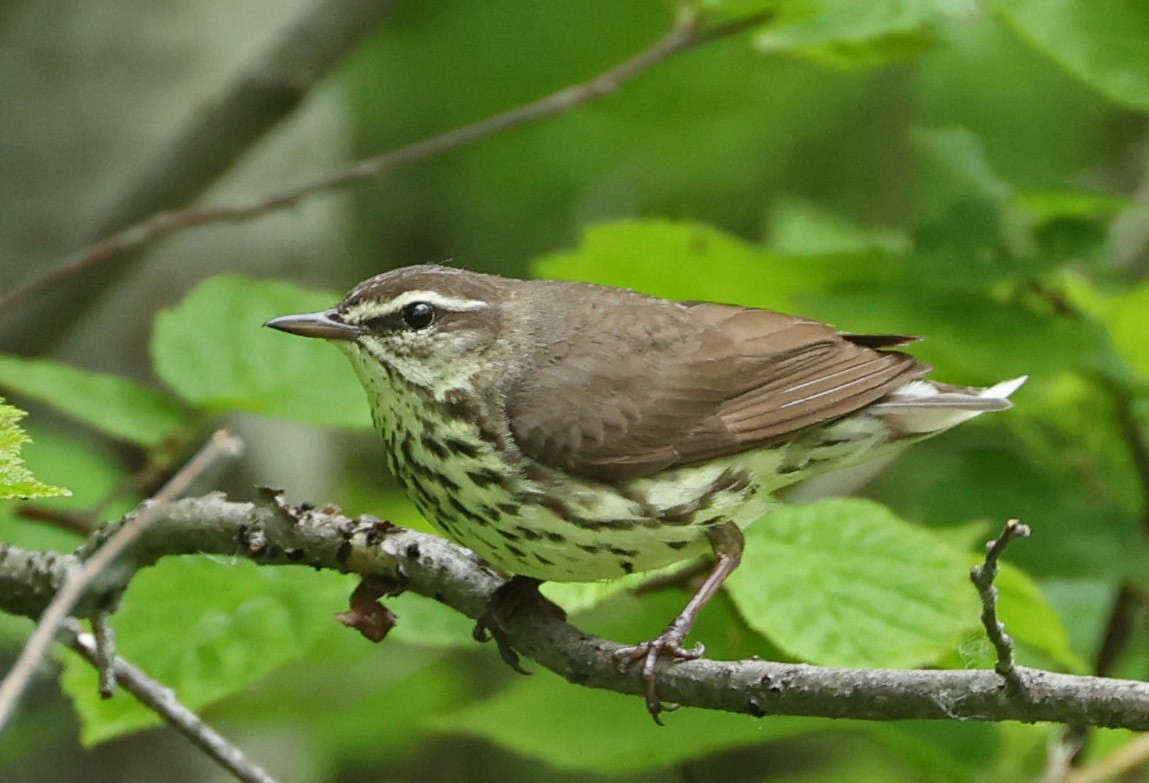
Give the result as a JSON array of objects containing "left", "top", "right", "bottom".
[
  {"left": 982, "top": 375, "right": 1028, "bottom": 401},
  {"left": 871, "top": 374, "right": 1028, "bottom": 434}
]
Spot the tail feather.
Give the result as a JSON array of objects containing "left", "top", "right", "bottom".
[{"left": 869, "top": 375, "right": 1027, "bottom": 434}]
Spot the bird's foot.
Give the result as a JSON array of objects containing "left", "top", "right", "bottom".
[
  {"left": 473, "top": 576, "right": 565, "bottom": 675},
  {"left": 613, "top": 631, "right": 706, "bottom": 724}
]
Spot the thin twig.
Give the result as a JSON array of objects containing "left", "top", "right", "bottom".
[
  {"left": 0, "top": 0, "right": 401, "bottom": 353},
  {"left": 970, "top": 518, "right": 1031, "bottom": 693},
  {"left": 0, "top": 431, "right": 242, "bottom": 731},
  {"left": 15, "top": 504, "right": 96, "bottom": 535},
  {"left": 92, "top": 610, "right": 117, "bottom": 698},
  {"left": 60, "top": 620, "right": 279, "bottom": 783},
  {"left": 1040, "top": 726, "right": 1085, "bottom": 783},
  {"left": 0, "top": 9, "right": 773, "bottom": 315},
  {"left": 17, "top": 444, "right": 184, "bottom": 536}
]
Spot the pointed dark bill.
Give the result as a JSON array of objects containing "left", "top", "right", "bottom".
[{"left": 264, "top": 310, "right": 359, "bottom": 341}]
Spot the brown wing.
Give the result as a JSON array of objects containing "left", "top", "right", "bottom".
[{"left": 506, "top": 287, "right": 929, "bottom": 481}]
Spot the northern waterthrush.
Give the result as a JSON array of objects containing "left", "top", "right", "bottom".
[{"left": 266, "top": 265, "right": 1025, "bottom": 719}]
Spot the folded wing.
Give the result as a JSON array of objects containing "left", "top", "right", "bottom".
[{"left": 506, "top": 292, "right": 929, "bottom": 481}]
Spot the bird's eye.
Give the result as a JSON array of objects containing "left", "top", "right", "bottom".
[{"left": 402, "top": 301, "right": 435, "bottom": 330}]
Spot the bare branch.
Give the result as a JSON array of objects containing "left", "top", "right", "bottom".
[
  {"left": 970, "top": 518, "right": 1031, "bottom": 693},
  {"left": 60, "top": 620, "right": 280, "bottom": 783},
  {"left": 0, "top": 431, "right": 242, "bottom": 731},
  {"left": 0, "top": 9, "right": 773, "bottom": 347},
  {"left": 2, "top": 493, "right": 1149, "bottom": 729}
]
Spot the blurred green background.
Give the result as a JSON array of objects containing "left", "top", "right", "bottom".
[{"left": 2, "top": 0, "right": 1149, "bottom": 781}]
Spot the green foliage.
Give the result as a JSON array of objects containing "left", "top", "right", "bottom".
[
  {"left": 434, "top": 667, "right": 823, "bottom": 774},
  {"left": 535, "top": 218, "right": 893, "bottom": 310},
  {"left": 4, "top": 0, "right": 1149, "bottom": 780},
  {"left": 0, "top": 428, "right": 126, "bottom": 554},
  {"left": 991, "top": 0, "right": 1149, "bottom": 110},
  {"left": 727, "top": 499, "right": 973, "bottom": 668},
  {"left": 60, "top": 559, "right": 352, "bottom": 744},
  {"left": 151, "top": 276, "right": 371, "bottom": 429},
  {"left": 753, "top": 0, "right": 951, "bottom": 68},
  {"left": 0, "top": 400, "right": 69, "bottom": 500},
  {"left": 1101, "top": 281, "right": 1149, "bottom": 380},
  {"left": 0, "top": 356, "right": 190, "bottom": 448}
]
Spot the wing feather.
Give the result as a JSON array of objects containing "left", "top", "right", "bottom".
[{"left": 506, "top": 287, "right": 927, "bottom": 481}]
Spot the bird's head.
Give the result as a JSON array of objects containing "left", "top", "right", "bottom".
[{"left": 265, "top": 265, "right": 511, "bottom": 397}]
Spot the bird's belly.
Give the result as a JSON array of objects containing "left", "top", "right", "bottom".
[
  {"left": 448, "top": 502, "right": 715, "bottom": 582},
  {"left": 363, "top": 366, "right": 906, "bottom": 583},
  {"left": 402, "top": 452, "right": 773, "bottom": 582}
]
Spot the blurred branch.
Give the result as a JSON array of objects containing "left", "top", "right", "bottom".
[
  {"left": 0, "top": 8, "right": 773, "bottom": 352},
  {"left": 60, "top": 620, "right": 280, "bottom": 783},
  {"left": 1093, "top": 390, "right": 1149, "bottom": 679},
  {"left": 1064, "top": 732, "right": 1149, "bottom": 783},
  {"left": 0, "top": 0, "right": 400, "bottom": 354},
  {"left": 3, "top": 491, "right": 1149, "bottom": 729}
]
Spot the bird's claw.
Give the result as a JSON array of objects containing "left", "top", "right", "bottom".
[
  {"left": 472, "top": 575, "right": 565, "bottom": 676},
  {"left": 613, "top": 634, "right": 706, "bottom": 723},
  {"left": 473, "top": 613, "right": 530, "bottom": 675}
]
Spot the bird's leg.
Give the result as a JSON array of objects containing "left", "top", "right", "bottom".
[
  {"left": 473, "top": 575, "right": 566, "bottom": 674},
  {"left": 614, "top": 522, "right": 744, "bottom": 723}
]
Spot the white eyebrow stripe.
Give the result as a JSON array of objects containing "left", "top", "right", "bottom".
[{"left": 345, "top": 290, "right": 490, "bottom": 320}]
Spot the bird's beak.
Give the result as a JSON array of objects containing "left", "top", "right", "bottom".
[{"left": 264, "top": 310, "right": 359, "bottom": 341}]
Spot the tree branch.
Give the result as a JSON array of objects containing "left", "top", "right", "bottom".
[
  {"left": 0, "top": 0, "right": 400, "bottom": 353},
  {"left": 60, "top": 620, "right": 280, "bottom": 783},
  {"left": 2, "top": 492, "right": 1149, "bottom": 729},
  {"left": 0, "top": 8, "right": 773, "bottom": 351},
  {"left": 0, "top": 431, "right": 242, "bottom": 731}
]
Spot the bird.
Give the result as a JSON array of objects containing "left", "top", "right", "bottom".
[{"left": 265, "top": 264, "right": 1025, "bottom": 720}]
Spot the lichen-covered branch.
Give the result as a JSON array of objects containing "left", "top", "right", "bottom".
[{"left": 2, "top": 492, "right": 1148, "bottom": 728}]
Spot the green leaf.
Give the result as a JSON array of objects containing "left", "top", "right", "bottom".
[
  {"left": 691, "top": 0, "right": 793, "bottom": 26},
  {"left": 726, "top": 499, "right": 974, "bottom": 668},
  {"left": 0, "top": 355, "right": 190, "bottom": 447},
  {"left": 532, "top": 219, "right": 892, "bottom": 312},
  {"left": 151, "top": 276, "right": 371, "bottom": 429},
  {"left": 869, "top": 427, "right": 1143, "bottom": 582},
  {"left": 1041, "top": 579, "right": 1115, "bottom": 665},
  {"left": 754, "top": 0, "right": 955, "bottom": 69},
  {"left": 1017, "top": 189, "right": 1129, "bottom": 224},
  {"left": 0, "top": 400, "right": 69, "bottom": 500},
  {"left": 433, "top": 667, "right": 823, "bottom": 774},
  {"left": 797, "top": 285, "right": 1103, "bottom": 382},
  {"left": 913, "top": 126, "right": 1013, "bottom": 204},
  {"left": 385, "top": 592, "right": 480, "bottom": 648},
  {"left": 220, "top": 646, "right": 468, "bottom": 770},
  {"left": 992, "top": 0, "right": 1149, "bottom": 110},
  {"left": 766, "top": 196, "right": 909, "bottom": 257},
  {"left": 1101, "top": 281, "right": 1149, "bottom": 383},
  {"left": 0, "top": 428, "right": 128, "bottom": 555},
  {"left": 61, "top": 558, "right": 350, "bottom": 744}
]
